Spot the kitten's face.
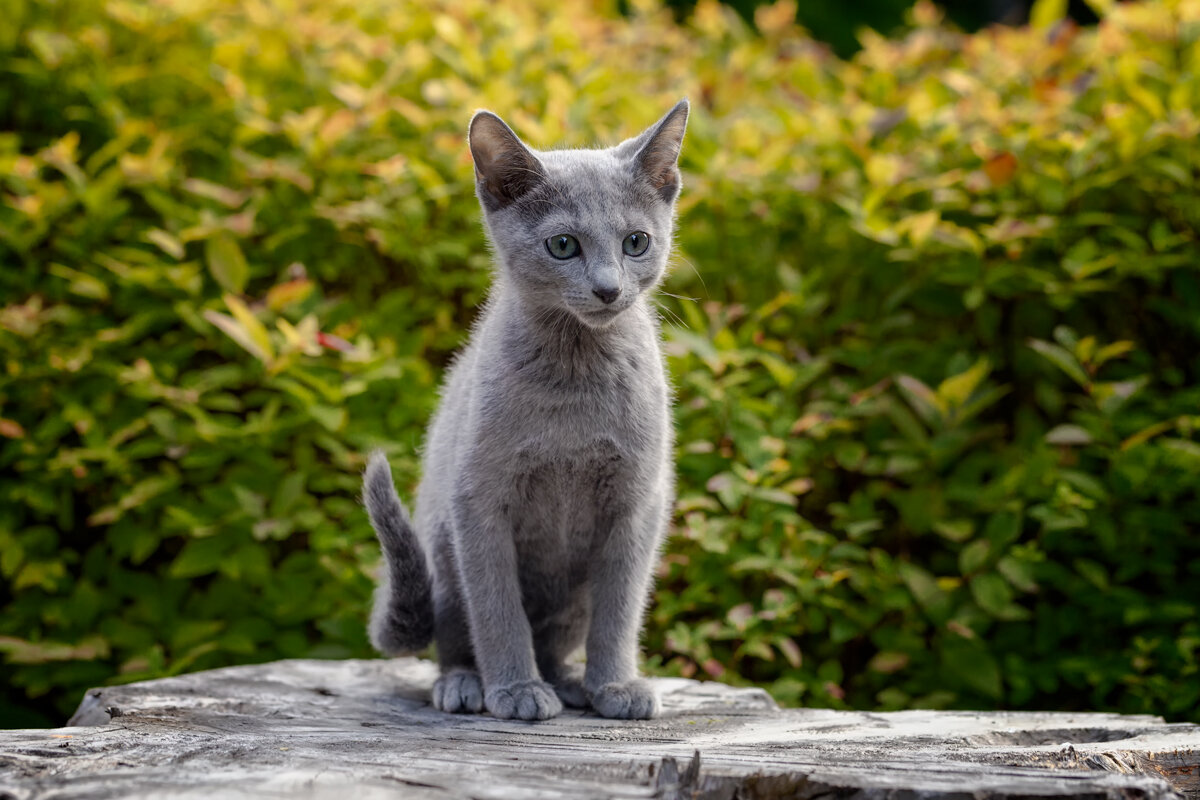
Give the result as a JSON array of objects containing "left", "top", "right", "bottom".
[{"left": 469, "top": 103, "right": 688, "bottom": 329}]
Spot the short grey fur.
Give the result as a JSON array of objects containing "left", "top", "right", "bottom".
[{"left": 364, "top": 100, "right": 690, "bottom": 721}]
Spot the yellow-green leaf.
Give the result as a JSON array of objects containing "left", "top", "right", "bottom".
[
  {"left": 204, "top": 310, "right": 269, "bottom": 362},
  {"left": 205, "top": 234, "right": 248, "bottom": 293},
  {"left": 224, "top": 294, "right": 275, "bottom": 362},
  {"left": 937, "top": 358, "right": 990, "bottom": 408},
  {"left": 145, "top": 228, "right": 185, "bottom": 260},
  {"left": 1030, "top": 0, "right": 1068, "bottom": 29}
]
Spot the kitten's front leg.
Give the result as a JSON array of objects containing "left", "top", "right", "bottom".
[
  {"left": 584, "top": 500, "right": 666, "bottom": 720},
  {"left": 452, "top": 487, "right": 563, "bottom": 721}
]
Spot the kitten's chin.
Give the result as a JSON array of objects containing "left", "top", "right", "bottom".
[{"left": 571, "top": 305, "right": 628, "bottom": 329}]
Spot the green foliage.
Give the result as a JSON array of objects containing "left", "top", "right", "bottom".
[
  {"left": 2, "top": 0, "right": 1198, "bottom": 726},
  {"left": 667, "top": 0, "right": 999, "bottom": 58}
]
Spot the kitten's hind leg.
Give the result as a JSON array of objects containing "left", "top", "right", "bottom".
[
  {"left": 432, "top": 669, "right": 483, "bottom": 714},
  {"left": 431, "top": 587, "right": 483, "bottom": 714},
  {"left": 534, "top": 605, "right": 590, "bottom": 709}
]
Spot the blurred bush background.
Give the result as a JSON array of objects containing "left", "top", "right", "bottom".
[{"left": 2, "top": 0, "right": 1198, "bottom": 727}]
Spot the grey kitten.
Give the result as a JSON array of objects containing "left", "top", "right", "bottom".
[{"left": 364, "top": 100, "right": 689, "bottom": 721}]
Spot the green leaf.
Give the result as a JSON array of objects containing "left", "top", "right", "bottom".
[
  {"left": 169, "top": 537, "right": 229, "bottom": 578},
  {"left": 204, "top": 309, "right": 270, "bottom": 362},
  {"left": 224, "top": 294, "right": 275, "bottom": 362},
  {"left": 231, "top": 484, "right": 265, "bottom": 518},
  {"left": 49, "top": 263, "right": 110, "bottom": 300},
  {"left": 1162, "top": 438, "right": 1200, "bottom": 467},
  {"left": 205, "top": 233, "right": 249, "bottom": 293},
  {"left": 959, "top": 540, "right": 990, "bottom": 575},
  {"left": 1028, "top": 339, "right": 1090, "bottom": 388},
  {"left": 933, "top": 520, "right": 974, "bottom": 542},
  {"left": 898, "top": 561, "right": 951, "bottom": 623},
  {"left": 937, "top": 358, "right": 990, "bottom": 408},
  {"left": 758, "top": 353, "right": 796, "bottom": 386},
  {"left": 983, "top": 512, "right": 1022, "bottom": 550},
  {"left": 1092, "top": 340, "right": 1134, "bottom": 368},
  {"left": 270, "top": 472, "right": 307, "bottom": 518},
  {"left": 997, "top": 556, "right": 1038, "bottom": 593},
  {"left": 970, "top": 573, "right": 1014, "bottom": 617},
  {"left": 1074, "top": 558, "right": 1109, "bottom": 590},
  {"left": 309, "top": 404, "right": 346, "bottom": 432},
  {"left": 145, "top": 228, "right": 185, "bottom": 260},
  {"left": 939, "top": 637, "right": 1002, "bottom": 700}
]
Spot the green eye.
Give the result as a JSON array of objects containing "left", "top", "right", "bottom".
[
  {"left": 545, "top": 234, "right": 580, "bottom": 259},
  {"left": 623, "top": 231, "right": 650, "bottom": 257}
]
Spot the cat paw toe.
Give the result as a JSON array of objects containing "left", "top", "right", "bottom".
[
  {"left": 432, "top": 669, "right": 484, "bottom": 713},
  {"left": 485, "top": 680, "right": 563, "bottom": 721},
  {"left": 590, "top": 679, "right": 660, "bottom": 720}
]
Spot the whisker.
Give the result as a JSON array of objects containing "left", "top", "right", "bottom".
[
  {"left": 670, "top": 253, "right": 708, "bottom": 299},
  {"left": 653, "top": 298, "right": 689, "bottom": 331}
]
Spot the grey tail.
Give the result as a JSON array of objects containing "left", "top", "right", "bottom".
[{"left": 363, "top": 451, "right": 434, "bottom": 655}]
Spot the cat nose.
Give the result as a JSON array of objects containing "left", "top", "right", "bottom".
[{"left": 592, "top": 285, "right": 621, "bottom": 305}]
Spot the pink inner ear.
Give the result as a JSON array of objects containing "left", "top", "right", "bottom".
[
  {"left": 640, "top": 138, "right": 683, "bottom": 190},
  {"left": 635, "top": 107, "right": 687, "bottom": 191},
  {"left": 470, "top": 117, "right": 517, "bottom": 173},
  {"left": 469, "top": 114, "right": 545, "bottom": 203}
]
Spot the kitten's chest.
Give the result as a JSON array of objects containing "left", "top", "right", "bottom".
[{"left": 496, "top": 349, "right": 667, "bottom": 458}]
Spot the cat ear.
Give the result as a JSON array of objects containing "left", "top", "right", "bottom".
[
  {"left": 622, "top": 99, "right": 689, "bottom": 204},
  {"left": 468, "top": 111, "right": 546, "bottom": 209}
]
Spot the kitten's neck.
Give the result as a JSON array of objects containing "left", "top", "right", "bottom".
[{"left": 491, "top": 283, "right": 655, "bottom": 377}]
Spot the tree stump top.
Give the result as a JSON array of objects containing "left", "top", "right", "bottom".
[{"left": 1, "top": 658, "right": 1197, "bottom": 799}]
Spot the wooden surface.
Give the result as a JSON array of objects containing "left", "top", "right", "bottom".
[{"left": 1, "top": 658, "right": 1197, "bottom": 799}]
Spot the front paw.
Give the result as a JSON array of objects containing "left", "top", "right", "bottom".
[
  {"left": 485, "top": 679, "right": 563, "bottom": 721},
  {"left": 590, "top": 679, "right": 660, "bottom": 720},
  {"left": 432, "top": 669, "right": 484, "bottom": 714}
]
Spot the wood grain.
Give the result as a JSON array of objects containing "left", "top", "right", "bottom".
[{"left": 1, "top": 658, "right": 1196, "bottom": 799}]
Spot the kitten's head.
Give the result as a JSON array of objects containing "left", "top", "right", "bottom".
[{"left": 468, "top": 101, "right": 688, "bottom": 329}]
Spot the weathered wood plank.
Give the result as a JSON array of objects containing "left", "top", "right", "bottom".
[{"left": 1, "top": 658, "right": 1196, "bottom": 799}]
